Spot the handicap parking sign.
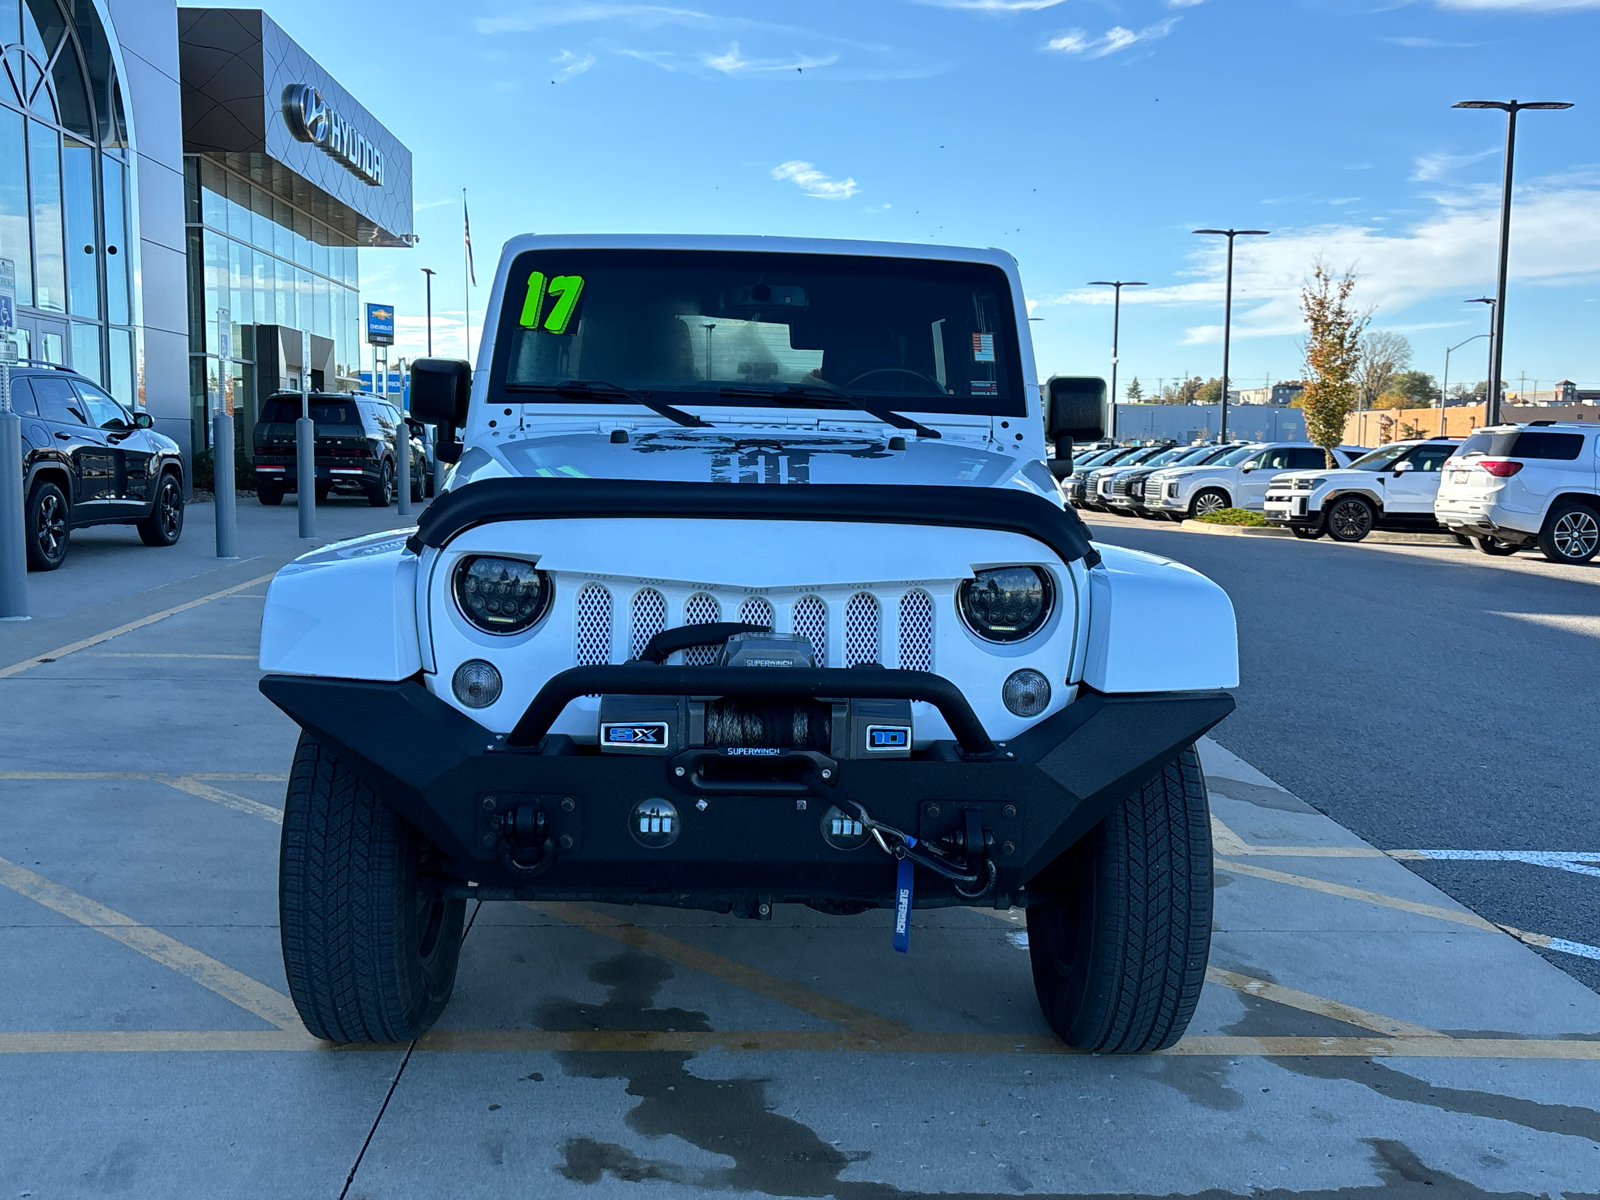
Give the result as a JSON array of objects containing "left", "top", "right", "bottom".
[{"left": 0, "top": 257, "right": 15, "bottom": 331}]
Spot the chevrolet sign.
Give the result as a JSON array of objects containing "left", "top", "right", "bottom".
[{"left": 281, "top": 83, "right": 385, "bottom": 187}]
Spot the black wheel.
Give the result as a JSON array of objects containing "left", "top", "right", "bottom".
[
  {"left": 1453, "top": 533, "right": 1474, "bottom": 548},
  {"left": 136, "top": 472, "right": 185, "bottom": 546},
  {"left": 425, "top": 469, "right": 436, "bottom": 498},
  {"left": 1026, "top": 747, "right": 1212, "bottom": 1052},
  {"left": 258, "top": 484, "right": 284, "bottom": 506},
  {"left": 1291, "top": 526, "right": 1324, "bottom": 540},
  {"left": 1189, "top": 488, "right": 1229, "bottom": 518},
  {"left": 367, "top": 461, "right": 394, "bottom": 508},
  {"left": 279, "top": 734, "right": 465, "bottom": 1043},
  {"left": 314, "top": 482, "right": 331, "bottom": 503},
  {"left": 1537, "top": 501, "right": 1600, "bottom": 565},
  {"left": 1472, "top": 535, "right": 1519, "bottom": 557},
  {"left": 25, "top": 481, "right": 70, "bottom": 571},
  {"left": 1326, "top": 495, "right": 1375, "bottom": 542},
  {"left": 410, "top": 459, "right": 425, "bottom": 503}
]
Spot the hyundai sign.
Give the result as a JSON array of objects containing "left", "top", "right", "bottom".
[{"left": 365, "top": 303, "right": 395, "bottom": 346}]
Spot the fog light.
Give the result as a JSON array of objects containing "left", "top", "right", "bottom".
[
  {"left": 1002, "top": 669, "right": 1051, "bottom": 717},
  {"left": 452, "top": 659, "right": 503, "bottom": 708}
]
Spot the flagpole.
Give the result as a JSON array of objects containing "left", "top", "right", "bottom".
[{"left": 463, "top": 188, "right": 471, "bottom": 363}]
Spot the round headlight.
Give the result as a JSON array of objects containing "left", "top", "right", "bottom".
[
  {"left": 451, "top": 659, "right": 503, "bottom": 708},
  {"left": 958, "top": 566, "right": 1054, "bottom": 643},
  {"left": 1002, "top": 669, "right": 1051, "bottom": 717},
  {"left": 454, "top": 555, "right": 551, "bottom": 635}
]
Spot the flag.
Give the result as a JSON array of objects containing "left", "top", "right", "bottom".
[{"left": 463, "top": 189, "right": 477, "bottom": 287}]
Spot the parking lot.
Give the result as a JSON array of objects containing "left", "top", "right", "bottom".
[{"left": 2, "top": 501, "right": 1598, "bottom": 1198}]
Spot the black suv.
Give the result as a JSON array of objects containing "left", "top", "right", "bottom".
[
  {"left": 252, "top": 392, "right": 428, "bottom": 507},
  {"left": 12, "top": 363, "right": 186, "bottom": 571}
]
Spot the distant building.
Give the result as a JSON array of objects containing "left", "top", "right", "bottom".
[
  {"left": 1507, "top": 381, "right": 1600, "bottom": 406},
  {"left": 1236, "top": 382, "right": 1304, "bottom": 406}
]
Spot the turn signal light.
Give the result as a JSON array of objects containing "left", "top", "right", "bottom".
[{"left": 1478, "top": 459, "right": 1523, "bottom": 477}]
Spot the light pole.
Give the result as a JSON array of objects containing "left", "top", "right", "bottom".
[
  {"left": 1465, "top": 296, "right": 1496, "bottom": 416},
  {"left": 1194, "top": 229, "right": 1269, "bottom": 443},
  {"left": 1087, "top": 280, "right": 1146, "bottom": 440},
  {"left": 1441, "top": 332, "right": 1489, "bottom": 437},
  {"left": 422, "top": 268, "right": 436, "bottom": 357},
  {"left": 1452, "top": 99, "right": 1573, "bottom": 425}
]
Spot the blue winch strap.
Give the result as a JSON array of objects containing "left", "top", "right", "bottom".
[{"left": 893, "top": 857, "right": 914, "bottom": 954}]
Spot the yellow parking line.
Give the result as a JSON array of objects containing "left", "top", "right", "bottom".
[
  {"left": 3, "top": 1029, "right": 1597, "bottom": 1059},
  {"left": 1210, "top": 815, "right": 1386, "bottom": 859},
  {"left": 529, "top": 902, "right": 914, "bottom": 1043},
  {"left": 0, "top": 572, "right": 276, "bottom": 679},
  {"left": 155, "top": 776, "right": 283, "bottom": 824},
  {"left": 1216, "top": 858, "right": 1500, "bottom": 931},
  {"left": 0, "top": 856, "right": 301, "bottom": 1031},
  {"left": 1203, "top": 967, "right": 1442, "bottom": 1038}
]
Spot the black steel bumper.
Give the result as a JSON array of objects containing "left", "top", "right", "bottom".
[{"left": 258, "top": 674, "right": 1233, "bottom": 909}]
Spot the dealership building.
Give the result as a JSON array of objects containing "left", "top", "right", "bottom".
[{"left": 1, "top": 0, "right": 412, "bottom": 463}]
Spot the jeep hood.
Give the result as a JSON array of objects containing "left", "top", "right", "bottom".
[{"left": 450, "top": 429, "right": 1060, "bottom": 497}]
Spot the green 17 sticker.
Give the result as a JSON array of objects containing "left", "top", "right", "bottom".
[{"left": 519, "top": 272, "right": 584, "bottom": 334}]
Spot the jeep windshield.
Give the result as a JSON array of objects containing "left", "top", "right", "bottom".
[{"left": 488, "top": 249, "right": 1025, "bottom": 418}]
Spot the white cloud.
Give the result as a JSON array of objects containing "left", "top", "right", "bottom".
[
  {"left": 1383, "top": 35, "right": 1478, "bottom": 46},
  {"left": 551, "top": 49, "right": 598, "bottom": 80},
  {"left": 1166, "top": 0, "right": 1206, "bottom": 7},
  {"left": 478, "top": 5, "right": 709, "bottom": 33},
  {"left": 1042, "top": 176, "right": 1600, "bottom": 344},
  {"left": 1046, "top": 18, "right": 1179, "bottom": 58},
  {"left": 1411, "top": 147, "right": 1498, "bottom": 181},
  {"left": 702, "top": 43, "right": 838, "bottom": 73},
  {"left": 771, "top": 160, "right": 860, "bottom": 200},
  {"left": 911, "top": 0, "right": 1070, "bottom": 10}
]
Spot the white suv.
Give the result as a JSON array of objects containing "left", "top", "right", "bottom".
[
  {"left": 1435, "top": 422, "right": 1600, "bottom": 564},
  {"left": 1145, "top": 442, "right": 1363, "bottom": 519},
  {"left": 1263, "top": 439, "right": 1460, "bottom": 542}
]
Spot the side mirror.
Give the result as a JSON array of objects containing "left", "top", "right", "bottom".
[
  {"left": 411, "top": 358, "right": 472, "bottom": 464},
  {"left": 132, "top": 411, "right": 153, "bottom": 429},
  {"left": 1394, "top": 460, "right": 1414, "bottom": 473},
  {"left": 1044, "top": 376, "right": 1106, "bottom": 470}
]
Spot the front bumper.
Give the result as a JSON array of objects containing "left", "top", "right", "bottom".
[
  {"left": 259, "top": 673, "right": 1233, "bottom": 910},
  {"left": 1263, "top": 496, "right": 1318, "bottom": 527}
]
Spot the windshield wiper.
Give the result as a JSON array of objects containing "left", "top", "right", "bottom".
[
  {"left": 506, "top": 380, "right": 709, "bottom": 428},
  {"left": 719, "top": 385, "right": 941, "bottom": 440}
]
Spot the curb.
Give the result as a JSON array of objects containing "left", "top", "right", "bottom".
[{"left": 1179, "top": 521, "right": 1292, "bottom": 538}]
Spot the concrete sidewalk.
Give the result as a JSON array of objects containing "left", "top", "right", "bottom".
[{"left": 2, "top": 558, "right": 1598, "bottom": 1198}]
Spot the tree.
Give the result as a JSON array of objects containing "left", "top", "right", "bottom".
[
  {"left": 1380, "top": 370, "right": 1439, "bottom": 408},
  {"left": 1356, "top": 330, "right": 1412, "bottom": 411},
  {"left": 1195, "top": 377, "right": 1224, "bottom": 405},
  {"left": 1298, "top": 262, "right": 1366, "bottom": 460},
  {"left": 1125, "top": 377, "right": 1143, "bottom": 402}
]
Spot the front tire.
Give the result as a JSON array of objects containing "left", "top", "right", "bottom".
[
  {"left": 1537, "top": 501, "right": 1600, "bottom": 565},
  {"left": 410, "top": 461, "right": 425, "bottom": 503},
  {"left": 278, "top": 734, "right": 465, "bottom": 1042},
  {"left": 367, "top": 461, "right": 394, "bottom": 508},
  {"left": 1026, "top": 747, "right": 1212, "bottom": 1052},
  {"left": 136, "top": 472, "right": 185, "bottom": 546},
  {"left": 1326, "top": 495, "right": 1375, "bottom": 542},
  {"left": 1189, "top": 489, "right": 1229, "bottom": 518},
  {"left": 25, "top": 481, "right": 70, "bottom": 571}
]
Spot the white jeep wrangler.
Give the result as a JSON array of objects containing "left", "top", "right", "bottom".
[{"left": 257, "top": 235, "right": 1238, "bottom": 1051}]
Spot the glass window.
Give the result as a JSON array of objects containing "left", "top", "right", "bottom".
[
  {"left": 313, "top": 272, "right": 329, "bottom": 338},
  {"left": 250, "top": 185, "right": 273, "bottom": 253},
  {"left": 9, "top": 377, "right": 39, "bottom": 417},
  {"left": 23, "top": 0, "right": 67, "bottom": 67},
  {"left": 51, "top": 39, "right": 92, "bottom": 138},
  {"left": 1405, "top": 444, "right": 1456, "bottom": 472},
  {"left": 1348, "top": 443, "right": 1411, "bottom": 471},
  {"left": 229, "top": 238, "right": 251, "bottom": 326},
  {"left": 226, "top": 171, "right": 250, "bottom": 242},
  {"left": 200, "top": 158, "right": 226, "bottom": 229},
  {"left": 71, "top": 322, "right": 100, "bottom": 382},
  {"left": 203, "top": 229, "right": 225, "bottom": 352},
  {"left": 184, "top": 156, "right": 200, "bottom": 225},
  {"left": 73, "top": 377, "right": 129, "bottom": 427},
  {"left": 31, "top": 374, "right": 85, "bottom": 423},
  {"left": 107, "top": 326, "right": 132, "bottom": 406},
  {"left": 260, "top": 396, "right": 360, "bottom": 425},
  {"left": 311, "top": 224, "right": 328, "bottom": 278},
  {"left": 102, "top": 154, "right": 128, "bottom": 324},
  {"left": 296, "top": 267, "right": 312, "bottom": 333},
  {"left": 293, "top": 208, "right": 312, "bottom": 267},
  {"left": 272, "top": 197, "right": 292, "bottom": 260},
  {"left": 1508, "top": 431, "right": 1585, "bottom": 461},
  {"left": 252, "top": 247, "right": 269, "bottom": 328},
  {"left": 62, "top": 138, "right": 98, "bottom": 318},
  {"left": 28, "top": 119, "right": 65, "bottom": 312},
  {"left": 1286, "top": 447, "right": 1327, "bottom": 470},
  {"left": 1215, "top": 445, "right": 1261, "bottom": 466},
  {"left": 274, "top": 255, "right": 294, "bottom": 327},
  {"left": 491, "top": 249, "right": 1026, "bottom": 416},
  {"left": 0, "top": 107, "right": 31, "bottom": 306}
]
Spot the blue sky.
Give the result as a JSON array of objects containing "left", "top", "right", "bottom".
[{"left": 264, "top": 0, "right": 1600, "bottom": 397}]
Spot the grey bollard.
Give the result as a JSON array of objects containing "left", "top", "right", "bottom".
[
  {"left": 295, "top": 416, "right": 316, "bottom": 538},
  {"left": 396, "top": 422, "right": 412, "bottom": 517},
  {"left": 212, "top": 408, "right": 237, "bottom": 558},
  {"left": 0, "top": 403, "right": 27, "bottom": 620},
  {"left": 434, "top": 452, "right": 447, "bottom": 498}
]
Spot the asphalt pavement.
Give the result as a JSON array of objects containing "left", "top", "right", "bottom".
[{"left": 1084, "top": 510, "right": 1600, "bottom": 994}]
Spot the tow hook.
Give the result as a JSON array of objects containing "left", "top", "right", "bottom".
[
  {"left": 498, "top": 803, "right": 556, "bottom": 875},
  {"left": 939, "top": 806, "right": 998, "bottom": 900}
]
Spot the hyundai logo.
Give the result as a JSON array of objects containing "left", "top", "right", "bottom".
[{"left": 281, "top": 83, "right": 385, "bottom": 187}]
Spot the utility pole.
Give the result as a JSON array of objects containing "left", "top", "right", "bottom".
[
  {"left": 422, "top": 268, "right": 436, "bottom": 357},
  {"left": 1453, "top": 99, "right": 1573, "bottom": 424},
  {"left": 1194, "top": 229, "right": 1269, "bottom": 444},
  {"left": 1087, "top": 280, "right": 1146, "bottom": 440}
]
